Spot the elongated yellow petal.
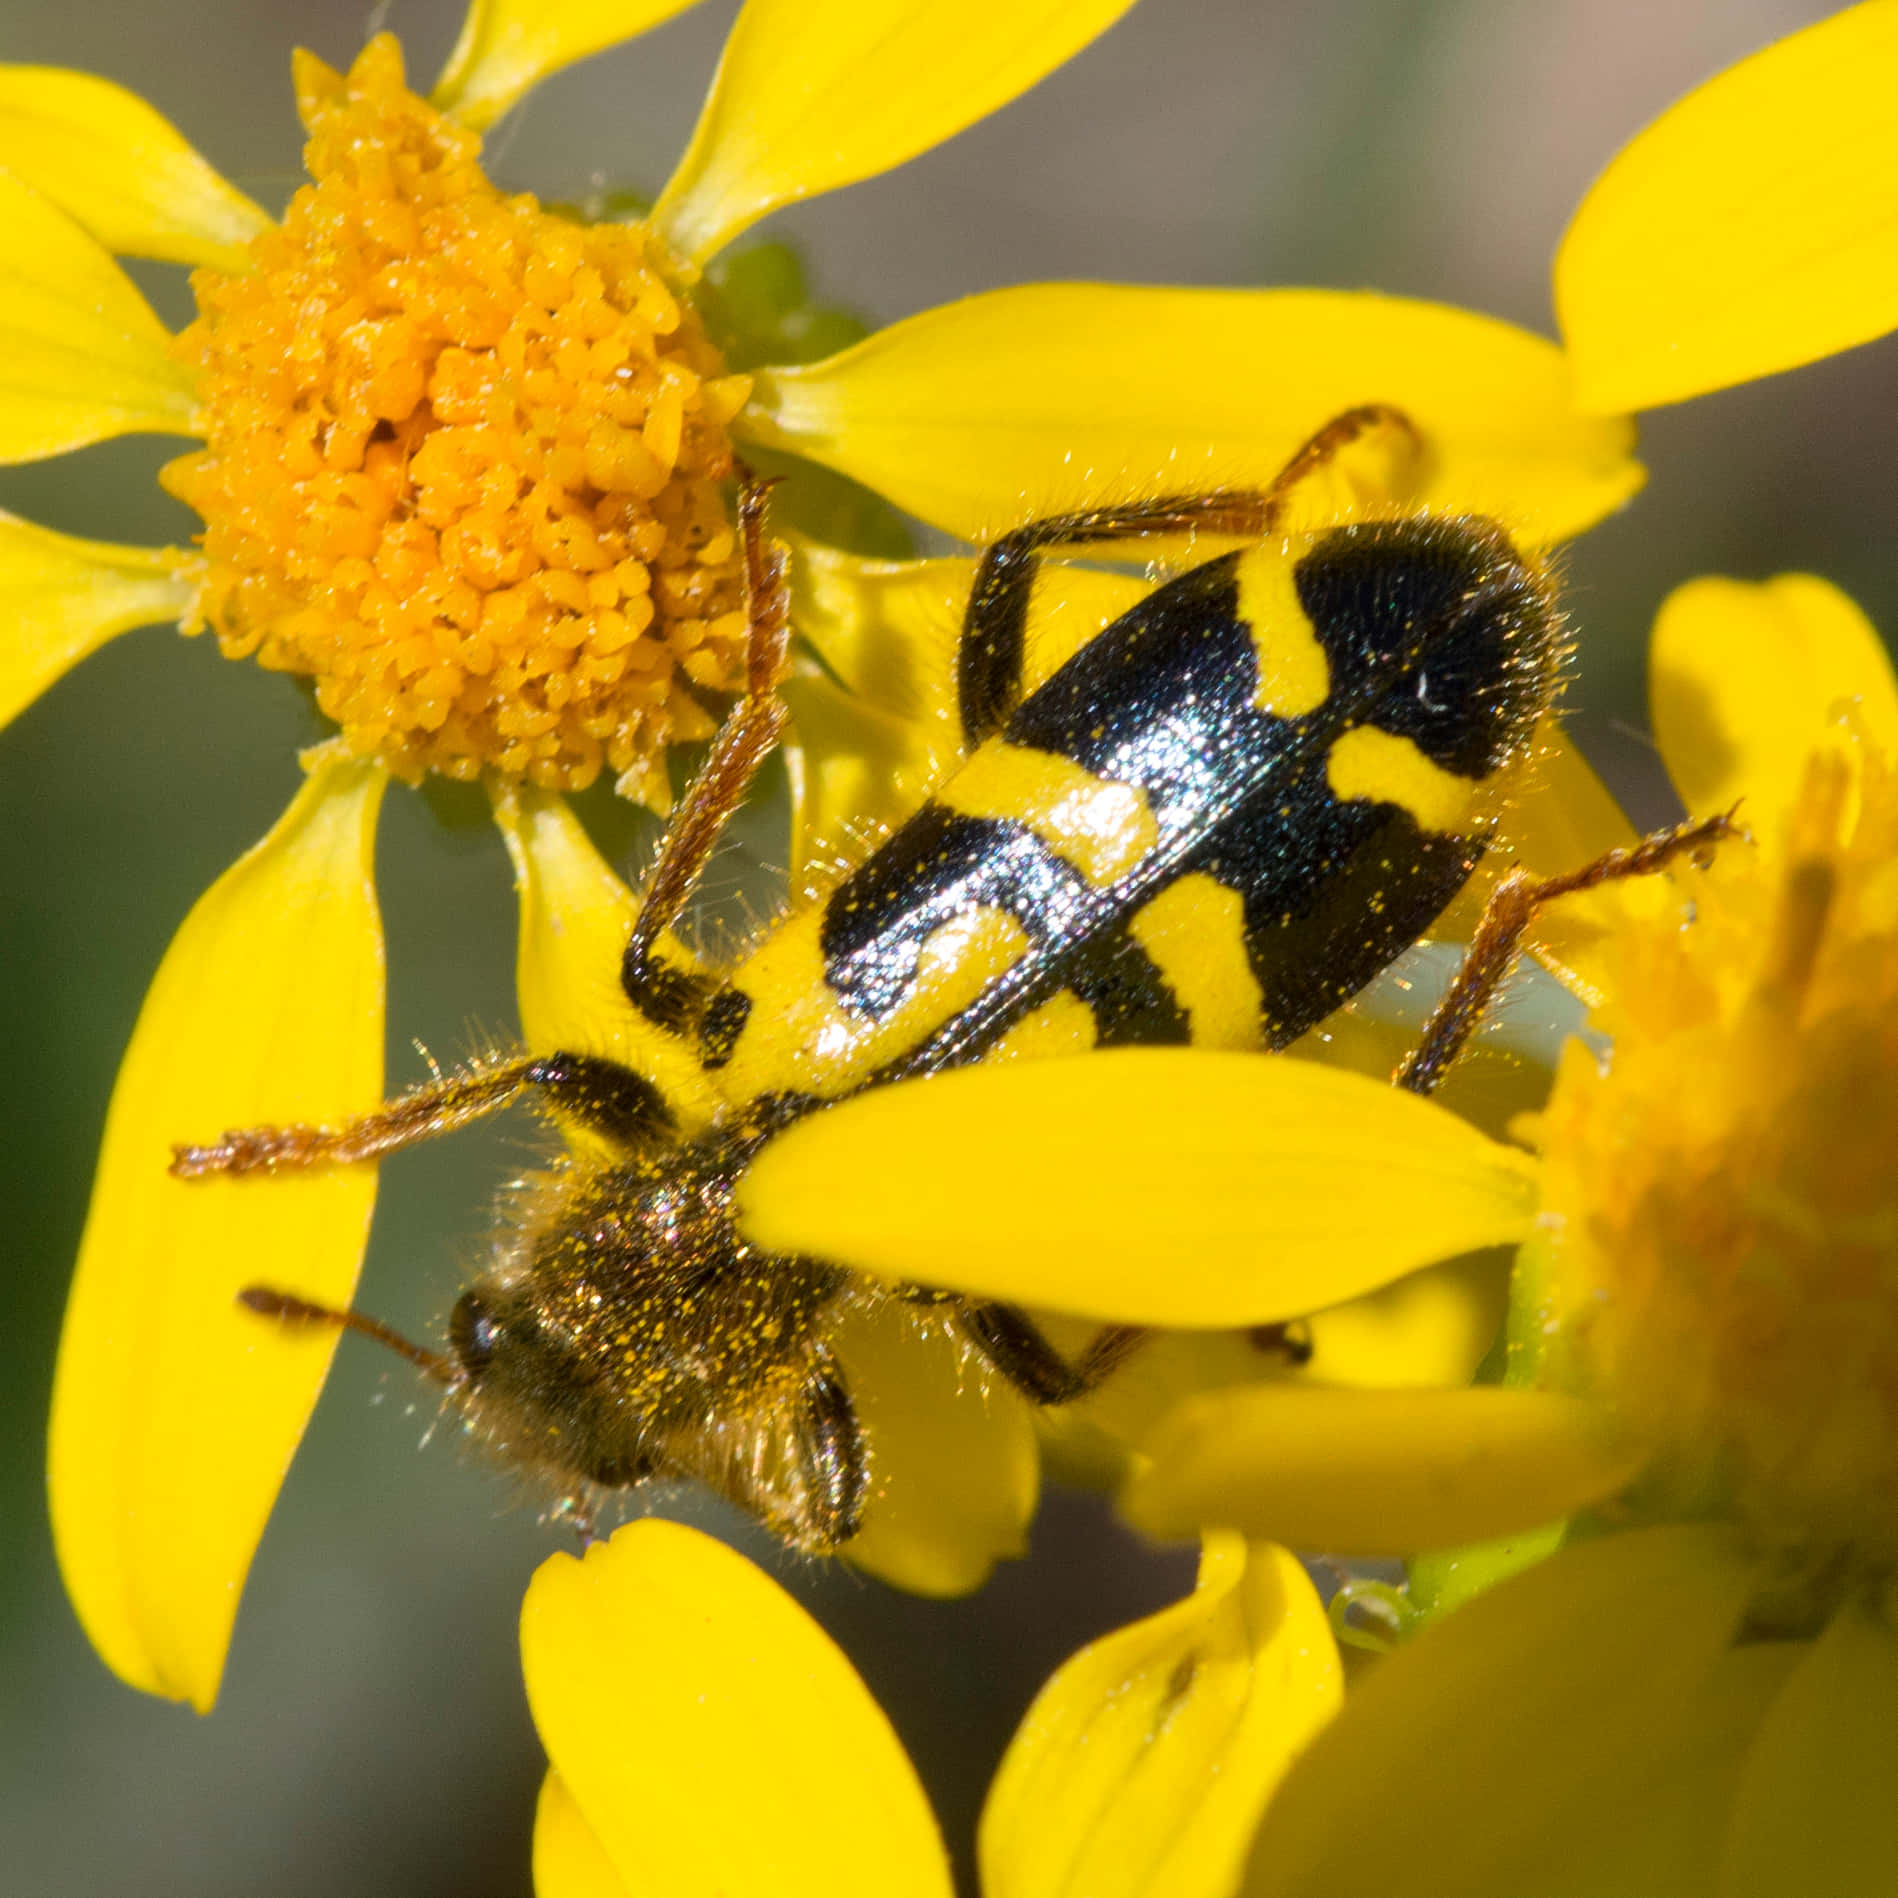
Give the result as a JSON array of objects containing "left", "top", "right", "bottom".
[
  {"left": 1542, "top": 1643, "right": 1801, "bottom": 1898},
  {"left": 1434, "top": 717, "right": 1632, "bottom": 994},
  {"left": 787, "top": 536, "right": 967, "bottom": 722},
  {"left": 0, "top": 170, "right": 197, "bottom": 463},
  {"left": 833, "top": 1298, "right": 1038, "bottom": 1597},
  {"left": 1720, "top": 1601, "right": 1898, "bottom": 1898},
  {"left": 492, "top": 782, "right": 725, "bottom": 1136},
  {"left": 1557, "top": 2, "right": 1898, "bottom": 412},
  {"left": 1651, "top": 573, "right": 1898, "bottom": 841},
  {"left": 0, "top": 511, "right": 191, "bottom": 731},
  {"left": 981, "top": 1535, "right": 1340, "bottom": 1898},
  {"left": 782, "top": 668, "right": 941, "bottom": 885},
  {"left": 651, "top": 0, "right": 1138, "bottom": 267},
  {"left": 1513, "top": 720, "right": 1636, "bottom": 871},
  {"left": 1120, "top": 1387, "right": 1644, "bottom": 1556},
  {"left": 0, "top": 66, "right": 269, "bottom": 268},
  {"left": 521, "top": 1521, "right": 952, "bottom": 1898},
  {"left": 495, "top": 779, "right": 641, "bottom": 1055},
  {"left": 1244, "top": 1525, "right": 1755, "bottom": 1898},
  {"left": 48, "top": 757, "right": 386, "bottom": 1709},
  {"left": 774, "top": 675, "right": 914, "bottom": 873},
  {"left": 1038, "top": 1329, "right": 1302, "bottom": 1492},
  {"left": 1047, "top": 1257, "right": 1507, "bottom": 1491},
  {"left": 534, "top": 1771, "right": 630, "bottom": 1898},
  {"left": 1303, "top": 1255, "right": 1506, "bottom": 1390},
  {"left": 1432, "top": 716, "right": 1666, "bottom": 1020},
  {"left": 744, "top": 287, "right": 1641, "bottom": 544},
  {"left": 431, "top": 0, "right": 706, "bottom": 132},
  {"left": 785, "top": 535, "right": 964, "bottom": 713},
  {"left": 736, "top": 1051, "right": 1540, "bottom": 1326},
  {"left": 1020, "top": 568, "right": 1156, "bottom": 690},
  {"left": 780, "top": 538, "right": 965, "bottom": 880},
  {"left": 1481, "top": 718, "right": 1640, "bottom": 1008}
]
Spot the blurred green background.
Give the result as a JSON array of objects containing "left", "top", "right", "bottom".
[{"left": 3, "top": 0, "right": 1892, "bottom": 1892}]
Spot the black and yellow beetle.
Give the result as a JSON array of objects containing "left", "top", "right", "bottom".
[{"left": 176, "top": 406, "right": 1713, "bottom": 1549}]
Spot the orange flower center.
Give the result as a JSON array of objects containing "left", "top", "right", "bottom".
[
  {"left": 162, "top": 35, "right": 752, "bottom": 804},
  {"left": 1539, "top": 731, "right": 1898, "bottom": 1571}
]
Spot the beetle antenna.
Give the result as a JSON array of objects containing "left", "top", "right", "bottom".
[{"left": 238, "top": 1285, "right": 457, "bottom": 1385}]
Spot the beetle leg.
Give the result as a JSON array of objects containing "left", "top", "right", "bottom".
[
  {"left": 171, "top": 1048, "right": 673, "bottom": 1175},
  {"left": 1397, "top": 809, "right": 1739, "bottom": 1095},
  {"left": 962, "top": 1300, "right": 1147, "bottom": 1405},
  {"left": 956, "top": 404, "right": 1419, "bottom": 744},
  {"left": 620, "top": 475, "right": 792, "bottom": 1023}
]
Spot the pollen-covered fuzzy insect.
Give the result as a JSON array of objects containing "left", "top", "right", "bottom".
[{"left": 175, "top": 409, "right": 1724, "bottom": 1550}]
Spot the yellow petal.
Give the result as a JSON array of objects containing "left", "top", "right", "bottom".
[
  {"left": 521, "top": 1520, "right": 952, "bottom": 1898},
  {"left": 534, "top": 1771, "right": 631, "bottom": 1898},
  {"left": 1301, "top": 1254, "right": 1506, "bottom": 1390},
  {"left": 787, "top": 536, "right": 967, "bottom": 715},
  {"left": 1511, "top": 719, "right": 1638, "bottom": 871},
  {"left": 0, "top": 66, "right": 270, "bottom": 268},
  {"left": 1047, "top": 1257, "right": 1507, "bottom": 1491},
  {"left": 780, "top": 538, "right": 964, "bottom": 879},
  {"left": 736, "top": 1050, "right": 1541, "bottom": 1326},
  {"left": 1037, "top": 1329, "right": 1303, "bottom": 1492},
  {"left": 1482, "top": 718, "right": 1641, "bottom": 1007},
  {"left": 1651, "top": 573, "right": 1898, "bottom": 841},
  {"left": 1556, "top": 2, "right": 1898, "bottom": 412},
  {"left": 1285, "top": 996, "right": 1561, "bottom": 1149},
  {"left": 48, "top": 757, "right": 387, "bottom": 1709},
  {"left": 1424, "top": 717, "right": 1646, "bottom": 1019},
  {"left": 431, "top": 0, "right": 706, "bottom": 131},
  {"left": 833, "top": 1297, "right": 1038, "bottom": 1597},
  {"left": 0, "top": 169, "right": 197, "bottom": 463},
  {"left": 1542, "top": 1643, "right": 1802, "bottom": 1898},
  {"left": 781, "top": 668, "right": 949, "bottom": 889},
  {"left": 743, "top": 286, "right": 1642, "bottom": 544},
  {"left": 980, "top": 1535, "right": 1341, "bottom": 1898},
  {"left": 1119, "top": 1387, "right": 1643, "bottom": 1557},
  {"left": 651, "top": 0, "right": 1138, "bottom": 267},
  {"left": 1019, "top": 568, "right": 1157, "bottom": 688},
  {"left": 492, "top": 781, "right": 725, "bottom": 1136},
  {"left": 0, "top": 511, "right": 191, "bottom": 731},
  {"left": 1244, "top": 1524, "right": 1755, "bottom": 1898},
  {"left": 1720, "top": 1601, "right": 1898, "bottom": 1898}
]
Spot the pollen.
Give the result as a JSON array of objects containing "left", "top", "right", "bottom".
[
  {"left": 1538, "top": 728, "right": 1898, "bottom": 1571},
  {"left": 162, "top": 35, "right": 752, "bottom": 803}
]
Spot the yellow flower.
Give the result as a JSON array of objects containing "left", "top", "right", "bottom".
[
  {"left": 519, "top": 1516, "right": 1340, "bottom": 1898},
  {"left": 744, "top": 571, "right": 1898, "bottom": 1895},
  {"left": 1200, "top": 569, "right": 1898, "bottom": 1898},
  {"left": 805, "top": 568, "right": 1898, "bottom": 1893},
  {"left": 6, "top": 0, "right": 1639, "bottom": 1713}
]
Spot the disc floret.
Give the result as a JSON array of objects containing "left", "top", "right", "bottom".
[
  {"left": 1539, "top": 733, "right": 1898, "bottom": 1578},
  {"left": 163, "top": 36, "right": 753, "bottom": 803}
]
